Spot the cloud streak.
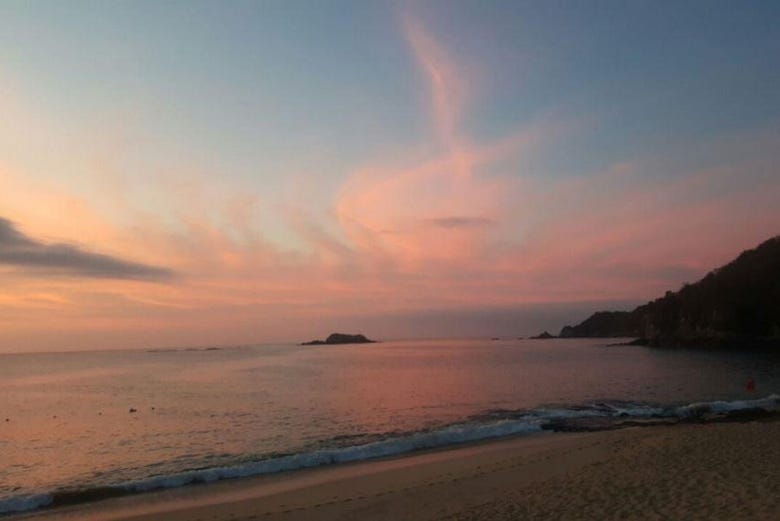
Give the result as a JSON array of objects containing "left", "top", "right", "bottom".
[
  {"left": 403, "top": 13, "right": 466, "bottom": 160},
  {"left": 423, "top": 216, "right": 495, "bottom": 229},
  {"left": 1, "top": 8, "right": 779, "bottom": 352},
  {"left": 0, "top": 216, "right": 174, "bottom": 280}
]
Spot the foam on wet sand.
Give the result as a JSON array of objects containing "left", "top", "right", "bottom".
[{"left": 18, "top": 418, "right": 780, "bottom": 521}]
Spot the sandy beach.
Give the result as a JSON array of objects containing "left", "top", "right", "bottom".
[{"left": 18, "top": 418, "right": 779, "bottom": 521}]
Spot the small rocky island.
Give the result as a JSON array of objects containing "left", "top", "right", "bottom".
[
  {"left": 301, "top": 333, "right": 376, "bottom": 345},
  {"left": 530, "top": 331, "right": 556, "bottom": 339}
]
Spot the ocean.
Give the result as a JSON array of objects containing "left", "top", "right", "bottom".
[{"left": 2, "top": 338, "right": 779, "bottom": 516}]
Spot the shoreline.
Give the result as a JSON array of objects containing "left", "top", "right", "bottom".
[
  {"left": 12, "top": 414, "right": 780, "bottom": 521},
  {"left": 7, "top": 397, "right": 778, "bottom": 517}
]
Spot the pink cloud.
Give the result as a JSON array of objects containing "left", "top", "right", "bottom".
[{"left": 1, "top": 14, "right": 779, "bottom": 352}]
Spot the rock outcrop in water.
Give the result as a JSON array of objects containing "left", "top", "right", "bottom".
[
  {"left": 301, "top": 333, "right": 376, "bottom": 345},
  {"left": 530, "top": 331, "right": 556, "bottom": 339},
  {"left": 559, "top": 235, "right": 780, "bottom": 348}
]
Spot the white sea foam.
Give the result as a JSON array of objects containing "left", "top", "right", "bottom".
[
  {"left": 674, "top": 393, "right": 780, "bottom": 417},
  {"left": 531, "top": 408, "right": 605, "bottom": 419},
  {"left": 0, "top": 493, "right": 52, "bottom": 516},
  {"left": 605, "top": 404, "right": 666, "bottom": 417},
  {"left": 125, "top": 418, "right": 544, "bottom": 492},
  {"left": 2, "top": 394, "right": 778, "bottom": 516}
]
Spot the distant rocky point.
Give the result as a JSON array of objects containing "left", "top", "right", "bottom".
[
  {"left": 559, "top": 311, "right": 638, "bottom": 339},
  {"left": 301, "top": 333, "right": 376, "bottom": 345},
  {"left": 530, "top": 331, "right": 556, "bottom": 339},
  {"left": 559, "top": 235, "right": 780, "bottom": 348}
]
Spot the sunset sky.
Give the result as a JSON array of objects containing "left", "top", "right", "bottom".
[{"left": 1, "top": 1, "right": 779, "bottom": 351}]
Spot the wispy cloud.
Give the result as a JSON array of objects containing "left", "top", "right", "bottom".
[
  {"left": 423, "top": 216, "right": 495, "bottom": 229},
  {"left": 402, "top": 13, "right": 468, "bottom": 164},
  {"left": 333, "top": 11, "right": 531, "bottom": 271},
  {"left": 0, "top": 216, "right": 174, "bottom": 280},
  {"left": 1, "top": 8, "right": 779, "bottom": 352}
]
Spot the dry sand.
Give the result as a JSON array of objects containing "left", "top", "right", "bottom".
[{"left": 20, "top": 420, "right": 780, "bottom": 521}]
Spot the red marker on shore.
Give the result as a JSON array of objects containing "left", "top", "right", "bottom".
[{"left": 746, "top": 378, "right": 755, "bottom": 393}]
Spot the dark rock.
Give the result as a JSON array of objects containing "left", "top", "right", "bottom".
[
  {"left": 129, "top": 408, "right": 137, "bottom": 413},
  {"left": 530, "top": 331, "right": 556, "bottom": 339},
  {"left": 301, "top": 333, "right": 376, "bottom": 345},
  {"left": 559, "top": 311, "right": 640, "bottom": 338},
  {"left": 559, "top": 235, "right": 780, "bottom": 348},
  {"left": 542, "top": 417, "right": 620, "bottom": 432},
  {"left": 721, "top": 407, "right": 775, "bottom": 422}
]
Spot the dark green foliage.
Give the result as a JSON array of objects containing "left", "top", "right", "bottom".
[{"left": 560, "top": 236, "right": 780, "bottom": 346}]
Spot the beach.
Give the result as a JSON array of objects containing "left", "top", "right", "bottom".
[
  {"left": 4, "top": 2, "right": 780, "bottom": 520},
  {"left": 19, "top": 418, "right": 779, "bottom": 521}
]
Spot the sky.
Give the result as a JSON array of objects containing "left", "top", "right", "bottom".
[{"left": 1, "top": 0, "right": 779, "bottom": 352}]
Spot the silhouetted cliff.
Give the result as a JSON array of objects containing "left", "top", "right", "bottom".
[
  {"left": 559, "top": 311, "right": 640, "bottom": 338},
  {"left": 560, "top": 236, "right": 780, "bottom": 347}
]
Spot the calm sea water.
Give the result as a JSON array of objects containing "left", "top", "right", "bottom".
[{"left": 2, "top": 338, "right": 779, "bottom": 515}]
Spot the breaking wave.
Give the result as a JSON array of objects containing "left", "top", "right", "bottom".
[{"left": 2, "top": 393, "right": 778, "bottom": 516}]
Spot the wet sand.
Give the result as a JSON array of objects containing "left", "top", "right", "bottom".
[{"left": 19, "top": 420, "right": 780, "bottom": 521}]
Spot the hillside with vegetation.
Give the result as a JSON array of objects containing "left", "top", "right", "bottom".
[{"left": 559, "top": 236, "right": 780, "bottom": 347}]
